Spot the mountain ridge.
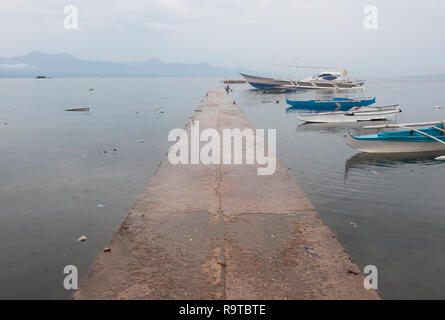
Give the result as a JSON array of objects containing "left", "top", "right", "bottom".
[{"left": 0, "top": 51, "right": 256, "bottom": 78}]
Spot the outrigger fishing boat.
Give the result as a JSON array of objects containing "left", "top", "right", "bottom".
[
  {"left": 346, "top": 121, "right": 445, "bottom": 153},
  {"left": 241, "top": 71, "right": 364, "bottom": 91},
  {"left": 286, "top": 97, "right": 376, "bottom": 112},
  {"left": 297, "top": 105, "right": 401, "bottom": 123}
]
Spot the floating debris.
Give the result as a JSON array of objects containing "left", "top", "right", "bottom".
[
  {"left": 65, "top": 107, "right": 90, "bottom": 112},
  {"left": 153, "top": 106, "right": 165, "bottom": 119},
  {"left": 89, "top": 88, "right": 94, "bottom": 91},
  {"left": 137, "top": 139, "right": 144, "bottom": 143},
  {"left": 104, "top": 247, "right": 111, "bottom": 252},
  {"left": 97, "top": 204, "right": 104, "bottom": 208},
  {"left": 77, "top": 235, "right": 87, "bottom": 242},
  {"left": 350, "top": 222, "right": 358, "bottom": 228},
  {"left": 303, "top": 246, "right": 317, "bottom": 256},
  {"left": 435, "top": 106, "right": 444, "bottom": 109},
  {"left": 262, "top": 100, "right": 272, "bottom": 103}
]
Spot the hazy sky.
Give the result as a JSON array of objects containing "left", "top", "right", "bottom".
[{"left": 1, "top": 0, "right": 444, "bottom": 77}]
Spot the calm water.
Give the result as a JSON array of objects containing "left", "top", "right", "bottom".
[
  {"left": 0, "top": 78, "right": 220, "bottom": 299},
  {"left": 0, "top": 77, "right": 444, "bottom": 299},
  {"left": 232, "top": 78, "right": 445, "bottom": 299}
]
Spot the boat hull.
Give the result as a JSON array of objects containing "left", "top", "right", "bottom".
[
  {"left": 299, "top": 113, "right": 388, "bottom": 123},
  {"left": 286, "top": 97, "right": 376, "bottom": 112},
  {"left": 240, "top": 73, "right": 364, "bottom": 91},
  {"left": 297, "top": 106, "right": 400, "bottom": 123},
  {"left": 346, "top": 131, "right": 445, "bottom": 153},
  {"left": 283, "top": 81, "right": 365, "bottom": 90}
]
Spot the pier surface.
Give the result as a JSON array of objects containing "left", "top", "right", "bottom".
[{"left": 75, "top": 89, "right": 379, "bottom": 300}]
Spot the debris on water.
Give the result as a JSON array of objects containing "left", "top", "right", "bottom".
[
  {"left": 153, "top": 106, "right": 165, "bottom": 118},
  {"left": 136, "top": 139, "right": 144, "bottom": 143},
  {"left": 104, "top": 247, "right": 111, "bottom": 252},
  {"left": 276, "top": 100, "right": 280, "bottom": 104},
  {"left": 97, "top": 204, "right": 104, "bottom": 208},
  {"left": 303, "top": 246, "right": 317, "bottom": 256},
  {"left": 350, "top": 222, "right": 358, "bottom": 228},
  {"left": 113, "top": 148, "right": 117, "bottom": 152},
  {"left": 262, "top": 100, "right": 272, "bottom": 103},
  {"left": 435, "top": 106, "right": 444, "bottom": 109},
  {"left": 89, "top": 88, "right": 94, "bottom": 91},
  {"left": 77, "top": 235, "right": 87, "bottom": 242},
  {"left": 65, "top": 107, "right": 90, "bottom": 112},
  {"left": 371, "top": 170, "right": 378, "bottom": 174},
  {"left": 435, "top": 156, "right": 445, "bottom": 160}
]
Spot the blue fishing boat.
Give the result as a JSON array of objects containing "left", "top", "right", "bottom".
[
  {"left": 286, "top": 97, "right": 376, "bottom": 112},
  {"left": 347, "top": 121, "right": 445, "bottom": 153}
]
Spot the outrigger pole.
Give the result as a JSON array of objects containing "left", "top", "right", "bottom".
[
  {"left": 364, "top": 121, "right": 445, "bottom": 147},
  {"left": 363, "top": 121, "right": 445, "bottom": 129}
]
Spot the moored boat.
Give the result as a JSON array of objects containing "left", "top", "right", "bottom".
[
  {"left": 346, "top": 121, "right": 445, "bottom": 153},
  {"left": 286, "top": 97, "right": 376, "bottom": 112},
  {"left": 223, "top": 79, "right": 247, "bottom": 84},
  {"left": 283, "top": 71, "right": 364, "bottom": 90},
  {"left": 241, "top": 71, "right": 364, "bottom": 91},
  {"left": 297, "top": 105, "right": 400, "bottom": 123}
]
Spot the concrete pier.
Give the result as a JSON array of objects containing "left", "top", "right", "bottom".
[{"left": 75, "top": 89, "right": 379, "bottom": 300}]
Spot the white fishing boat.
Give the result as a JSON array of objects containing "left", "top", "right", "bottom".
[
  {"left": 346, "top": 121, "right": 445, "bottom": 153},
  {"left": 297, "top": 105, "right": 401, "bottom": 123},
  {"left": 283, "top": 71, "right": 365, "bottom": 90},
  {"left": 241, "top": 71, "right": 364, "bottom": 91}
]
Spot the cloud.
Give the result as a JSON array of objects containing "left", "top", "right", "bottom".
[{"left": 0, "top": 0, "right": 444, "bottom": 76}]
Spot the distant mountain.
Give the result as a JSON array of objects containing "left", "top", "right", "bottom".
[{"left": 0, "top": 51, "right": 256, "bottom": 78}]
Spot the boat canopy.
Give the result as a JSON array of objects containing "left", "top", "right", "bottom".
[{"left": 301, "top": 71, "right": 343, "bottom": 82}]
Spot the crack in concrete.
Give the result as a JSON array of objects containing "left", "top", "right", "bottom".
[
  {"left": 215, "top": 101, "right": 227, "bottom": 300},
  {"left": 216, "top": 166, "right": 226, "bottom": 300}
]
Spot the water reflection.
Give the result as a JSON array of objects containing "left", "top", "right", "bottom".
[{"left": 344, "top": 151, "right": 445, "bottom": 180}]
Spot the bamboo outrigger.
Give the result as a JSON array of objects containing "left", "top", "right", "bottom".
[{"left": 347, "top": 121, "right": 445, "bottom": 153}]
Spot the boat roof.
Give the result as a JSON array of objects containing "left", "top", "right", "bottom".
[{"left": 315, "top": 71, "right": 342, "bottom": 76}]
